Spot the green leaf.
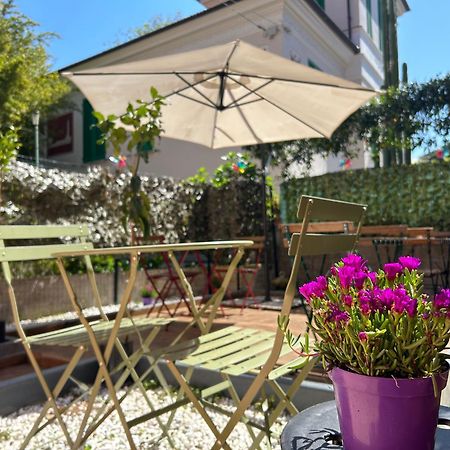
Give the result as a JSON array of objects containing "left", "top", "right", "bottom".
[
  {"left": 150, "top": 86, "right": 158, "bottom": 98},
  {"left": 92, "top": 111, "right": 105, "bottom": 122}
]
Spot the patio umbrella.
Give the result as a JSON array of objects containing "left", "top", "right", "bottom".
[
  {"left": 62, "top": 39, "right": 378, "bottom": 299},
  {"left": 62, "top": 40, "right": 376, "bottom": 148}
]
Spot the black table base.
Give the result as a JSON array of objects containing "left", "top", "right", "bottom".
[{"left": 280, "top": 401, "right": 450, "bottom": 450}]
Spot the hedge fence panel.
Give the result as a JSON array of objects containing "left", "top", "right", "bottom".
[
  {"left": 281, "top": 162, "right": 450, "bottom": 230},
  {"left": 0, "top": 161, "right": 263, "bottom": 246}
]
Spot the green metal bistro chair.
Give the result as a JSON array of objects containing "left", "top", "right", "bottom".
[
  {"left": 129, "top": 196, "right": 367, "bottom": 450},
  {"left": 0, "top": 225, "right": 172, "bottom": 449}
]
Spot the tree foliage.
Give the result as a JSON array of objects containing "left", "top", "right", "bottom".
[
  {"left": 0, "top": 0, "right": 71, "bottom": 164},
  {"left": 94, "top": 87, "right": 165, "bottom": 238},
  {"left": 113, "top": 12, "right": 183, "bottom": 45},
  {"left": 262, "top": 73, "right": 450, "bottom": 178}
]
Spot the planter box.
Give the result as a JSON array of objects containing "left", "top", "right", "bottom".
[{"left": 0, "top": 355, "right": 98, "bottom": 416}]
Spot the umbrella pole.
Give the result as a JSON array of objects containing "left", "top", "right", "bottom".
[{"left": 261, "top": 144, "right": 271, "bottom": 302}]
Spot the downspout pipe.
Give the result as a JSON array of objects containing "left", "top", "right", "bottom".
[{"left": 347, "top": 0, "right": 352, "bottom": 41}]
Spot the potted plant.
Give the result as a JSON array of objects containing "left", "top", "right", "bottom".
[
  {"left": 139, "top": 286, "right": 157, "bottom": 306},
  {"left": 281, "top": 254, "right": 450, "bottom": 450}
]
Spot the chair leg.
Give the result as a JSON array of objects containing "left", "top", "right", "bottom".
[
  {"left": 248, "top": 358, "right": 317, "bottom": 450},
  {"left": 19, "top": 345, "right": 86, "bottom": 449},
  {"left": 223, "top": 374, "right": 261, "bottom": 447},
  {"left": 166, "top": 360, "right": 233, "bottom": 450},
  {"left": 79, "top": 328, "right": 173, "bottom": 446},
  {"left": 18, "top": 341, "right": 75, "bottom": 448}
]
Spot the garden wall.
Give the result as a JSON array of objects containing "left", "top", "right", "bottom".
[
  {"left": 280, "top": 162, "right": 450, "bottom": 230},
  {"left": 0, "top": 161, "right": 263, "bottom": 246},
  {"left": 0, "top": 268, "right": 219, "bottom": 323},
  {"left": 0, "top": 161, "right": 261, "bottom": 321}
]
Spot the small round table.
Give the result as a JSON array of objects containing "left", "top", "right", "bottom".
[{"left": 280, "top": 401, "right": 450, "bottom": 450}]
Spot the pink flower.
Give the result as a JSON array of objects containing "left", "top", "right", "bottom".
[
  {"left": 377, "top": 287, "right": 396, "bottom": 310},
  {"left": 367, "top": 272, "right": 377, "bottom": 284},
  {"left": 327, "top": 304, "right": 350, "bottom": 325},
  {"left": 342, "top": 254, "right": 366, "bottom": 270},
  {"left": 299, "top": 276, "right": 328, "bottom": 303},
  {"left": 434, "top": 289, "right": 450, "bottom": 311},
  {"left": 399, "top": 256, "right": 421, "bottom": 271},
  {"left": 354, "top": 270, "right": 369, "bottom": 289},
  {"left": 342, "top": 294, "right": 353, "bottom": 307},
  {"left": 358, "top": 331, "right": 368, "bottom": 341},
  {"left": 383, "top": 263, "right": 403, "bottom": 281},
  {"left": 337, "top": 266, "right": 355, "bottom": 289},
  {"left": 392, "top": 287, "right": 417, "bottom": 317}
]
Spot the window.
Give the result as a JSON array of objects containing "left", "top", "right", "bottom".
[
  {"left": 315, "top": 0, "right": 325, "bottom": 9},
  {"left": 83, "top": 99, "right": 106, "bottom": 163},
  {"left": 366, "top": 0, "right": 373, "bottom": 38}
]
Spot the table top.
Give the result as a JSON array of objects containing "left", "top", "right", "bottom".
[
  {"left": 280, "top": 401, "right": 450, "bottom": 450},
  {"left": 52, "top": 240, "right": 254, "bottom": 258}
]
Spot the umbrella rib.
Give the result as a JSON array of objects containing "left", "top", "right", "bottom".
[
  {"left": 224, "top": 40, "right": 241, "bottom": 68},
  {"left": 223, "top": 75, "right": 273, "bottom": 108},
  {"left": 227, "top": 90, "right": 264, "bottom": 144},
  {"left": 225, "top": 72, "right": 376, "bottom": 93},
  {"left": 231, "top": 85, "right": 328, "bottom": 138},
  {"left": 176, "top": 93, "right": 218, "bottom": 109},
  {"left": 174, "top": 73, "right": 218, "bottom": 109},
  {"left": 259, "top": 95, "right": 328, "bottom": 137},
  {"left": 226, "top": 98, "right": 264, "bottom": 109}
]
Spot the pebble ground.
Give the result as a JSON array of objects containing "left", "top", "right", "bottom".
[{"left": 0, "top": 387, "right": 286, "bottom": 449}]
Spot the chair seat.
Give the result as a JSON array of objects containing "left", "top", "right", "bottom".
[
  {"left": 164, "top": 326, "right": 308, "bottom": 381},
  {"left": 29, "top": 317, "right": 172, "bottom": 347}
]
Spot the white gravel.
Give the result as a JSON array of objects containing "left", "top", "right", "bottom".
[{"left": 0, "top": 387, "right": 286, "bottom": 449}]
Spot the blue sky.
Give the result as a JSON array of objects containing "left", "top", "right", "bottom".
[{"left": 14, "top": 0, "right": 450, "bottom": 81}]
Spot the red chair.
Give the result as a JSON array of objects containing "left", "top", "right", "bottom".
[
  {"left": 215, "top": 236, "right": 265, "bottom": 311},
  {"left": 135, "top": 235, "right": 201, "bottom": 317}
]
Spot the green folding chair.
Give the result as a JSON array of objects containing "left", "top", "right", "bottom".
[
  {"left": 0, "top": 225, "right": 173, "bottom": 449},
  {"left": 129, "top": 195, "right": 367, "bottom": 449}
]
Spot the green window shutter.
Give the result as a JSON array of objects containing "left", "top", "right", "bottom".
[
  {"left": 83, "top": 99, "right": 106, "bottom": 163},
  {"left": 315, "top": 0, "right": 325, "bottom": 9},
  {"left": 378, "top": 0, "right": 384, "bottom": 50},
  {"left": 308, "top": 59, "right": 322, "bottom": 71},
  {"left": 366, "top": 0, "right": 373, "bottom": 38}
]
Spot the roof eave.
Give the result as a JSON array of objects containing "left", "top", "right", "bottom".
[{"left": 60, "top": 0, "right": 359, "bottom": 73}]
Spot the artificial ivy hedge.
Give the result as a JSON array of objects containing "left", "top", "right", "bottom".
[
  {"left": 1, "top": 161, "right": 263, "bottom": 248},
  {"left": 281, "top": 162, "right": 450, "bottom": 230}
]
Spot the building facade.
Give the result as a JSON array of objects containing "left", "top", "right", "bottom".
[{"left": 45, "top": 0, "right": 409, "bottom": 179}]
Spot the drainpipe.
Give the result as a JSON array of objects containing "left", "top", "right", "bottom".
[{"left": 347, "top": 0, "right": 352, "bottom": 41}]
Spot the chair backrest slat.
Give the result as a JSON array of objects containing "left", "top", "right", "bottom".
[
  {"left": 0, "top": 225, "right": 89, "bottom": 240},
  {"left": 288, "top": 233, "right": 359, "bottom": 257},
  {"left": 0, "top": 243, "right": 93, "bottom": 262},
  {"left": 297, "top": 196, "right": 366, "bottom": 222}
]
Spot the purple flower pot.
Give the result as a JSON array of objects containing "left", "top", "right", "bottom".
[
  {"left": 142, "top": 297, "right": 155, "bottom": 306},
  {"left": 329, "top": 366, "right": 448, "bottom": 450}
]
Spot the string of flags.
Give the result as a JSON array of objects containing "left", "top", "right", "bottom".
[
  {"left": 339, "top": 159, "right": 352, "bottom": 170},
  {"left": 108, "top": 155, "right": 127, "bottom": 169}
]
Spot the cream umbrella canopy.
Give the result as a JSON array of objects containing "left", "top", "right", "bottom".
[
  {"left": 62, "top": 39, "right": 378, "bottom": 301},
  {"left": 61, "top": 39, "right": 377, "bottom": 149}
]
